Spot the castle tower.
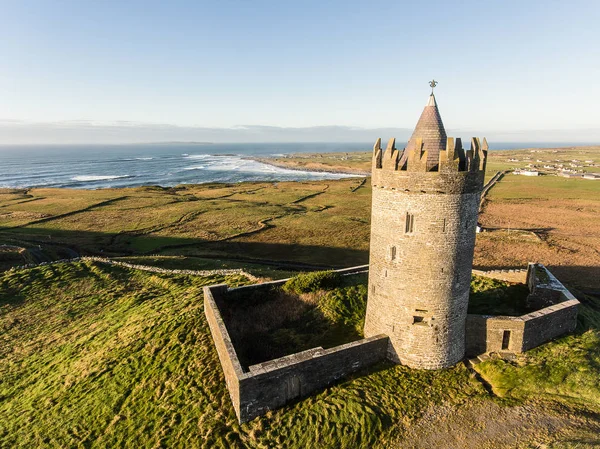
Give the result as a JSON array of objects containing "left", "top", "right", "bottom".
[{"left": 364, "top": 88, "right": 487, "bottom": 369}]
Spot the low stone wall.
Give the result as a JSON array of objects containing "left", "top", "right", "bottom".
[
  {"left": 203, "top": 284, "right": 245, "bottom": 413},
  {"left": 465, "top": 315, "right": 525, "bottom": 355},
  {"left": 479, "top": 170, "right": 509, "bottom": 213},
  {"left": 5, "top": 256, "right": 257, "bottom": 280},
  {"left": 239, "top": 335, "right": 388, "bottom": 422},
  {"left": 472, "top": 268, "right": 528, "bottom": 284},
  {"left": 521, "top": 295, "right": 579, "bottom": 351},
  {"left": 466, "top": 263, "right": 579, "bottom": 356},
  {"left": 203, "top": 265, "right": 387, "bottom": 423}
]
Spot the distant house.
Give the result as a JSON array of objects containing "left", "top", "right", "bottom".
[
  {"left": 558, "top": 171, "right": 583, "bottom": 179},
  {"left": 514, "top": 170, "right": 539, "bottom": 176},
  {"left": 582, "top": 173, "right": 600, "bottom": 180}
]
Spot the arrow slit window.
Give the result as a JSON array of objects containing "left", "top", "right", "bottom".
[{"left": 405, "top": 213, "right": 415, "bottom": 233}]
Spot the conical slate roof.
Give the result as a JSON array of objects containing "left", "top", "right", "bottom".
[{"left": 403, "top": 93, "right": 447, "bottom": 170}]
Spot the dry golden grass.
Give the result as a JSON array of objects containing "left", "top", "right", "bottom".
[{"left": 476, "top": 174, "right": 600, "bottom": 289}]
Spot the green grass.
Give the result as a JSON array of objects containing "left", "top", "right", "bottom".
[
  {"left": 0, "top": 261, "right": 490, "bottom": 448},
  {"left": 1, "top": 260, "right": 599, "bottom": 447},
  {"left": 487, "top": 174, "right": 600, "bottom": 200},
  {"left": 474, "top": 290, "right": 600, "bottom": 408},
  {"left": 0, "top": 261, "right": 250, "bottom": 448},
  {"left": 282, "top": 270, "right": 341, "bottom": 294},
  {"left": 468, "top": 275, "right": 530, "bottom": 315},
  {"left": 475, "top": 330, "right": 600, "bottom": 408}
]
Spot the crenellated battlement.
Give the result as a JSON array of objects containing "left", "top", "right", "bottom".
[{"left": 372, "top": 136, "right": 488, "bottom": 174}]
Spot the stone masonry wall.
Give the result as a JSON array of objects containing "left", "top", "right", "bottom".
[
  {"left": 465, "top": 264, "right": 579, "bottom": 356},
  {"left": 465, "top": 315, "right": 525, "bottom": 356},
  {"left": 204, "top": 266, "right": 387, "bottom": 423},
  {"left": 238, "top": 335, "right": 388, "bottom": 422},
  {"left": 365, "top": 171, "right": 483, "bottom": 369},
  {"left": 203, "top": 284, "right": 245, "bottom": 414},
  {"left": 471, "top": 268, "right": 528, "bottom": 284}
]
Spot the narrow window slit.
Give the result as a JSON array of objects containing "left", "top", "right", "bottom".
[
  {"left": 405, "top": 213, "right": 414, "bottom": 233},
  {"left": 502, "top": 330, "right": 511, "bottom": 350}
]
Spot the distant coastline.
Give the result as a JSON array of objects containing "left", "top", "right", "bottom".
[
  {"left": 0, "top": 143, "right": 597, "bottom": 190},
  {"left": 249, "top": 144, "right": 600, "bottom": 178},
  {"left": 143, "top": 141, "right": 214, "bottom": 145}
]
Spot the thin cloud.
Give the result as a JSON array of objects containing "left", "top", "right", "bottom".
[{"left": 0, "top": 120, "right": 597, "bottom": 145}]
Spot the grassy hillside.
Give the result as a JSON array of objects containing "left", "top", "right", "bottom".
[
  {"left": 2, "top": 146, "right": 600, "bottom": 447},
  {"left": 1, "top": 262, "right": 599, "bottom": 448}
]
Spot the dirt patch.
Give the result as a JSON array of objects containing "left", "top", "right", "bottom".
[{"left": 394, "top": 400, "right": 600, "bottom": 449}]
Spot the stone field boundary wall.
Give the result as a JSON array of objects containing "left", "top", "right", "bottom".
[
  {"left": 203, "top": 265, "right": 389, "bottom": 423},
  {"left": 478, "top": 170, "right": 509, "bottom": 213},
  {"left": 6, "top": 255, "right": 258, "bottom": 280},
  {"left": 472, "top": 268, "right": 528, "bottom": 284},
  {"left": 466, "top": 263, "right": 579, "bottom": 356}
]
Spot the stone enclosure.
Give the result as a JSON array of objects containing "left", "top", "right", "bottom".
[
  {"left": 204, "top": 263, "right": 578, "bottom": 423},
  {"left": 204, "top": 266, "right": 389, "bottom": 423},
  {"left": 466, "top": 263, "right": 579, "bottom": 356}
]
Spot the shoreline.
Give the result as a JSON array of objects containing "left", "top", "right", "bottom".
[
  {"left": 2, "top": 144, "right": 598, "bottom": 190},
  {"left": 248, "top": 156, "right": 370, "bottom": 176}
]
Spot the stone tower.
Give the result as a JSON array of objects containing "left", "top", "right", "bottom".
[{"left": 363, "top": 91, "right": 488, "bottom": 369}]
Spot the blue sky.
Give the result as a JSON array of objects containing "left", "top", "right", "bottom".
[{"left": 1, "top": 0, "right": 599, "bottom": 143}]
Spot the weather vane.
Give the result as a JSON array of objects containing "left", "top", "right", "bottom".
[{"left": 429, "top": 79, "right": 438, "bottom": 94}]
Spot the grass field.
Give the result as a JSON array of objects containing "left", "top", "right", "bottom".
[
  {"left": 2, "top": 145, "right": 600, "bottom": 447},
  {"left": 2, "top": 261, "right": 599, "bottom": 448},
  {"left": 476, "top": 172, "right": 600, "bottom": 290},
  {"left": 0, "top": 179, "right": 371, "bottom": 270}
]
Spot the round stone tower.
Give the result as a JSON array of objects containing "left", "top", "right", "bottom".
[{"left": 363, "top": 92, "right": 487, "bottom": 369}]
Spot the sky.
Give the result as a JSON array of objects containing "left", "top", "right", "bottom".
[{"left": 0, "top": 0, "right": 599, "bottom": 144}]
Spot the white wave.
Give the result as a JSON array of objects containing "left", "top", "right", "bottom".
[
  {"left": 185, "top": 154, "right": 212, "bottom": 159},
  {"left": 183, "top": 165, "right": 205, "bottom": 170},
  {"left": 181, "top": 153, "right": 189, "bottom": 156},
  {"left": 135, "top": 157, "right": 153, "bottom": 160},
  {"left": 201, "top": 156, "right": 360, "bottom": 179},
  {"left": 72, "top": 175, "right": 131, "bottom": 182}
]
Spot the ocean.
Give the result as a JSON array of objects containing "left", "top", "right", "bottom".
[{"left": 0, "top": 141, "right": 591, "bottom": 189}]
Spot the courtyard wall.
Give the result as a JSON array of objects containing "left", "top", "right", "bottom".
[
  {"left": 465, "top": 263, "right": 579, "bottom": 356},
  {"left": 203, "top": 266, "right": 388, "bottom": 423}
]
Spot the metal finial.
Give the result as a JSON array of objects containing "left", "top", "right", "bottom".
[{"left": 429, "top": 79, "right": 438, "bottom": 94}]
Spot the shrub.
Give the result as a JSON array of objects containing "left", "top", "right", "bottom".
[{"left": 282, "top": 270, "right": 341, "bottom": 294}]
